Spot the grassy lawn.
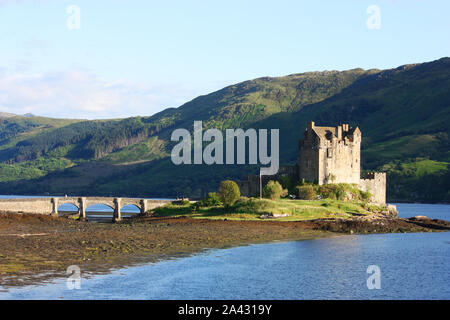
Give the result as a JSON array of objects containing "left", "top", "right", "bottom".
[{"left": 152, "top": 198, "right": 386, "bottom": 221}]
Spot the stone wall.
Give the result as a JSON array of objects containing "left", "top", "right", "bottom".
[
  {"left": 297, "top": 124, "right": 320, "bottom": 183},
  {"left": 358, "top": 172, "right": 386, "bottom": 204},
  {"left": 0, "top": 197, "right": 173, "bottom": 218},
  {"left": 238, "top": 122, "right": 386, "bottom": 204},
  {"left": 0, "top": 198, "right": 53, "bottom": 215},
  {"left": 298, "top": 122, "right": 361, "bottom": 185},
  {"left": 318, "top": 138, "right": 360, "bottom": 185}
]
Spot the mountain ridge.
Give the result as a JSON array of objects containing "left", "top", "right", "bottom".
[{"left": 0, "top": 57, "right": 448, "bottom": 202}]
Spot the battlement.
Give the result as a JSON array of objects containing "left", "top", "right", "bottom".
[
  {"left": 298, "top": 121, "right": 361, "bottom": 185},
  {"left": 361, "top": 172, "right": 386, "bottom": 180},
  {"left": 306, "top": 122, "right": 360, "bottom": 144},
  {"left": 359, "top": 172, "right": 386, "bottom": 204},
  {"left": 238, "top": 121, "right": 387, "bottom": 204}
]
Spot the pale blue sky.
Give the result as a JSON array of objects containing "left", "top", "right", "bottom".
[{"left": 0, "top": 0, "right": 448, "bottom": 119}]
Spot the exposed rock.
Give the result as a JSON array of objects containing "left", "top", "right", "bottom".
[
  {"left": 413, "top": 215, "right": 431, "bottom": 220},
  {"left": 259, "top": 212, "right": 291, "bottom": 219},
  {"left": 273, "top": 213, "right": 290, "bottom": 218},
  {"left": 387, "top": 204, "right": 398, "bottom": 217}
]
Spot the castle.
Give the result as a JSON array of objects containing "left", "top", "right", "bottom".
[{"left": 238, "top": 121, "right": 386, "bottom": 204}]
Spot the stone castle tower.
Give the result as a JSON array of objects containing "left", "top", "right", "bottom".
[
  {"left": 238, "top": 121, "right": 386, "bottom": 204},
  {"left": 298, "top": 121, "right": 361, "bottom": 185}
]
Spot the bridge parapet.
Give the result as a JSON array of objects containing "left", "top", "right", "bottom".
[
  {"left": 0, "top": 197, "right": 172, "bottom": 221},
  {"left": 0, "top": 198, "right": 53, "bottom": 215}
]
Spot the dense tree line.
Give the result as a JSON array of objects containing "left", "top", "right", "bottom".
[{"left": 0, "top": 117, "right": 173, "bottom": 163}]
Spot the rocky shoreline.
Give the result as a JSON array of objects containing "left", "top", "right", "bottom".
[
  {"left": 309, "top": 215, "right": 450, "bottom": 234},
  {"left": 0, "top": 212, "right": 449, "bottom": 288}
]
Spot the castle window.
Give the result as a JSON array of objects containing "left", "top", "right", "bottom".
[{"left": 327, "top": 148, "right": 333, "bottom": 158}]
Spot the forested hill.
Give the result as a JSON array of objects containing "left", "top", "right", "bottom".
[{"left": 0, "top": 57, "right": 449, "bottom": 202}]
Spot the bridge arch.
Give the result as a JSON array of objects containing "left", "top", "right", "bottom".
[
  {"left": 57, "top": 202, "right": 79, "bottom": 216},
  {"left": 58, "top": 200, "right": 80, "bottom": 208},
  {"left": 84, "top": 198, "right": 115, "bottom": 210},
  {"left": 121, "top": 204, "right": 141, "bottom": 212},
  {"left": 84, "top": 203, "right": 114, "bottom": 218},
  {"left": 0, "top": 197, "right": 171, "bottom": 221},
  {"left": 85, "top": 203, "right": 115, "bottom": 211}
]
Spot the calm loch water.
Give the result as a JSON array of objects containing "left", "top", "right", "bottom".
[{"left": 0, "top": 202, "right": 449, "bottom": 300}]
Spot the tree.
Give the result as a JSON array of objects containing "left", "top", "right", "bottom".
[
  {"left": 199, "top": 192, "right": 222, "bottom": 207},
  {"left": 218, "top": 180, "right": 240, "bottom": 207},
  {"left": 297, "top": 185, "right": 317, "bottom": 200},
  {"left": 263, "top": 180, "right": 284, "bottom": 200}
]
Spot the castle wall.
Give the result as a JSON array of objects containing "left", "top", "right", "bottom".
[
  {"left": 278, "top": 164, "right": 299, "bottom": 177},
  {"left": 238, "top": 122, "right": 386, "bottom": 204},
  {"left": 319, "top": 138, "right": 360, "bottom": 185},
  {"left": 237, "top": 181, "right": 250, "bottom": 197},
  {"left": 358, "top": 172, "right": 386, "bottom": 204},
  {"left": 238, "top": 175, "right": 259, "bottom": 197},
  {"left": 238, "top": 175, "right": 265, "bottom": 197},
  {"left": 298, "top": 123, "right": 360, "bottom": 185},
  {"left": 298, "top": 127, "right": 320, "bottom": 183}
]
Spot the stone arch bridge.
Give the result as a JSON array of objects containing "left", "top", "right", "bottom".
[{"left": 0, "top": 197, "right": 173, "bottom": 222}]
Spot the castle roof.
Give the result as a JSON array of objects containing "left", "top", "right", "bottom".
[
  {"left": 310, "top": 123, "right": 359, "bottom": 141},
  {"left": 312, "top": 126, "right": 337, "bottom": 140}
]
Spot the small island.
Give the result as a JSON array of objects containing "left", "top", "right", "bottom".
[
  {"left": 1, "top": 179, "right": 449, "bottom": 288},
  {"left": 0, "top": 122, "right": 449, "bottom": 287}
]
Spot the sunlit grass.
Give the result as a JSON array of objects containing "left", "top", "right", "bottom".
[{"left": 152, "top": 198, "right": 386, "bottom": 221}]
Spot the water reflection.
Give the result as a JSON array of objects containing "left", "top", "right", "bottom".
[
  {"left": 0, "top": 201, "right": 448, "bottom": 299},
  {"left": 58, "top": 203, "right": 141, "bottom": 221},
  {"left": 2, "top": 231, "right": 449, "bottom": 300}
]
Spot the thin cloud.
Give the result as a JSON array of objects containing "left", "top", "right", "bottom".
[
  {"left": 0, "top": 0, "right": 23, "bottom": 5},
  {"left": 0, "top": 69, "right": 198, "bottom": 119},
  {"left": 0, "top": 0, "right": 45, "bottom": 5}
]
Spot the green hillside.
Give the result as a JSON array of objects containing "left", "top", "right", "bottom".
[{"left": 0, "top": 58, "right": 448, "bottom": 202}]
